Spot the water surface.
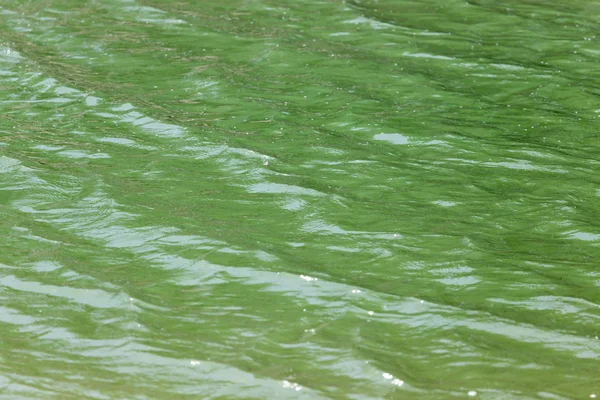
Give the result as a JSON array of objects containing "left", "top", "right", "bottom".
[{"left": 1, "top": 0, "right": 599, "bottom": 399}]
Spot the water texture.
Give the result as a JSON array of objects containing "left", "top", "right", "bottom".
[{"left": 0, "top": 0, "right": 599, "bottom": 399}]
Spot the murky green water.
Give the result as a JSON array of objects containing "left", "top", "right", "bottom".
[{"left": 1, "top": 0, "right": 599, "bottom": 398}]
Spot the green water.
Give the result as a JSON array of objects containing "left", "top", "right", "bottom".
[{"left": 1, "top": 0, "right": 599, "bottom": 398}]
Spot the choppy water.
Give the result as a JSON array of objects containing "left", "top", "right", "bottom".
[{"left": 1, "top": 0, "right": 599, "bottom": 399}]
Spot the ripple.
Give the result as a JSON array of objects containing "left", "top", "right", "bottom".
[{"left": 0, "top": 273, "right": 130, "bottom": 309}]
